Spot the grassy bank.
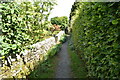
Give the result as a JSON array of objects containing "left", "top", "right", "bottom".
[
  {"left": 68, "top": 42, "right": 87, "bottom": 78},
  {"left": 27, "top": 44, "right": 61, "bottom": 78},
  {"left": 28, "top": 55, "right": 57, "bottom": 78}
]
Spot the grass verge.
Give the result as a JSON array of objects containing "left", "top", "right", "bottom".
[
  {"left": 27, "top": 56, "right": 57, "bottom": 78},
  {"left": 68, "top": 43, "right": 87, "bottom": 78},
  {"left": 27, "top": 44, "right": 61, "bottom": 78}
]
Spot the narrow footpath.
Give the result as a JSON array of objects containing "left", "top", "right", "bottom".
[{"left": 55, "top": 41, "right": 71, "bottom": 78}]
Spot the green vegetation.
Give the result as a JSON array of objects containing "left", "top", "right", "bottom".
[
  {"left": 28, "top": 55, "right": 57, "bottom": 78},
  {"left": 28, "top": 43, "right": 62, "bottom": 78},
  {"left": 59, "top": 35, "right": 67, "bottom": 43},
  {"left": 0, "top": 1, "right": 56, "bottom": 65},
  {"left": 47, "top": 44, "right": 62, "bottom": 57},
  {"left": 51, "top": 16, "right": 68, "bottom": 30},
  {"left": 68, "top": 40, "right": 87, "bottom": 78},
  {"left": 69, "top": 2, "right": 120, "bottom": 79}
]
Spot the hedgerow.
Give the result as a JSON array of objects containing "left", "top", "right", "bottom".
[{"left": 70, "top": 2, "right": 120, "bottom": 79}]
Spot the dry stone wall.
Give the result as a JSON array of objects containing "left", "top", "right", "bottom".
[
  {"left": 56, "top": 31, "right": 65, "bottom": 42},
  {"left": 0, "top": 31, "right": 65, "bottom": 79}
]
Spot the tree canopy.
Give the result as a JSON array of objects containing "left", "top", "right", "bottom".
[{"left": 51, "top": 16, "right": 68, "bottom": 30}]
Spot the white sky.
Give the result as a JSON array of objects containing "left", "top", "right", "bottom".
[{"left": 48, "top": 0, "right": 75, "bottom": 20}]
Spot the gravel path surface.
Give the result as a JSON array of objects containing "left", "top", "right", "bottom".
[{"left": 55, "top": 41, "right": 71, "bottom": 78}]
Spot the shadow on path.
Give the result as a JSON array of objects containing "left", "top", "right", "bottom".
[{"left": 55, "top": 41, "right": 71, "bottom": 78}]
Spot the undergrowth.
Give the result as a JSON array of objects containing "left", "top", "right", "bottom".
[
  {"left": 27, "top": 43, "right": 61, "bottom": 78},
  {"left": 68, "top": 39, "right": 87, "bottom": 78}
]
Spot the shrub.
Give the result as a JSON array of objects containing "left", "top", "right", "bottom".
[
  {"left": 51, "top": 16, "right": 68, "bottom": 30},
  {"left": 0, "top": 1, "right": 56, "bottom": 60},
  {"left": 59, "top": 35, "right": 67, "bottom": 43},
  {"left": 47, "top": 44, "right": 61, "bottom": 57},
  {"left": 70, "top": 2, "right": 120, "bottom": 79}
]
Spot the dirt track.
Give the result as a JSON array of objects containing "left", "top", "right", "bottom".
[{"left": 55, "top": 41, "right": 71, "bottom": 78}]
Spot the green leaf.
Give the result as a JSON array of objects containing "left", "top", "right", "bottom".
[
  {"left": 11, "top": 9, "right": 14, "bottom": 14},
  {"left": 112, "top": 20, "right": 118, "bottom": 25},
  {"left": 0, "top": 50, "right": 5, "bottom": 56},
  {"left": 12, "top": 44, "right": 17, "bottom": 50}
]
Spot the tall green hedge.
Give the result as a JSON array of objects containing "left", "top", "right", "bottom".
[{"left": 70, "top": 2, "right": 120, "bottom": 78}]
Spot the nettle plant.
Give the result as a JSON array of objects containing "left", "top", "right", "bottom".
[{"left": 0, "top": 1, "right": 56, "bottom": 66}]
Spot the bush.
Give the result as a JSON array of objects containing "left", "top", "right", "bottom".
[
  {"left": 59, "top": 35, "right": 67, "bottom": 43},
  {"left": 47, "top": 44, "right": 61, "bottom": 57},
  {"left": 0, "top": 1, "right": 56, "bottom": 63},
  {"left": 70, "top": 2, "right": 120, "bottom": 79},
  {"left": 51, "top": 16, "right": 68, "bottom": 30}
]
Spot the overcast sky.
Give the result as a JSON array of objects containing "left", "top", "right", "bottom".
[{"left": 48, "top": 0, "right": 75, "bottom": 20}]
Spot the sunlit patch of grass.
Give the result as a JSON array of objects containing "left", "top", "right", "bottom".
[{"left": 68, "top": 43, "right": 87, "bottom": 78}]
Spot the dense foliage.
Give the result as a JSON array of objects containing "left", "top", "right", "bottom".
[
  {"left": 59, "top": 34, "right": 67, "bottom": 43},
  {"left": 0, "top": 1, "right": 56, "bottom": 61},
  {"left": 70, "top": 2, "right": 120, "bottom": 78},
  {"left": 47, "top": 43, "right": 61, "bottom": 58},
  {"left": 51, "top": 16, "right": 68, "bottom": 30}
]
